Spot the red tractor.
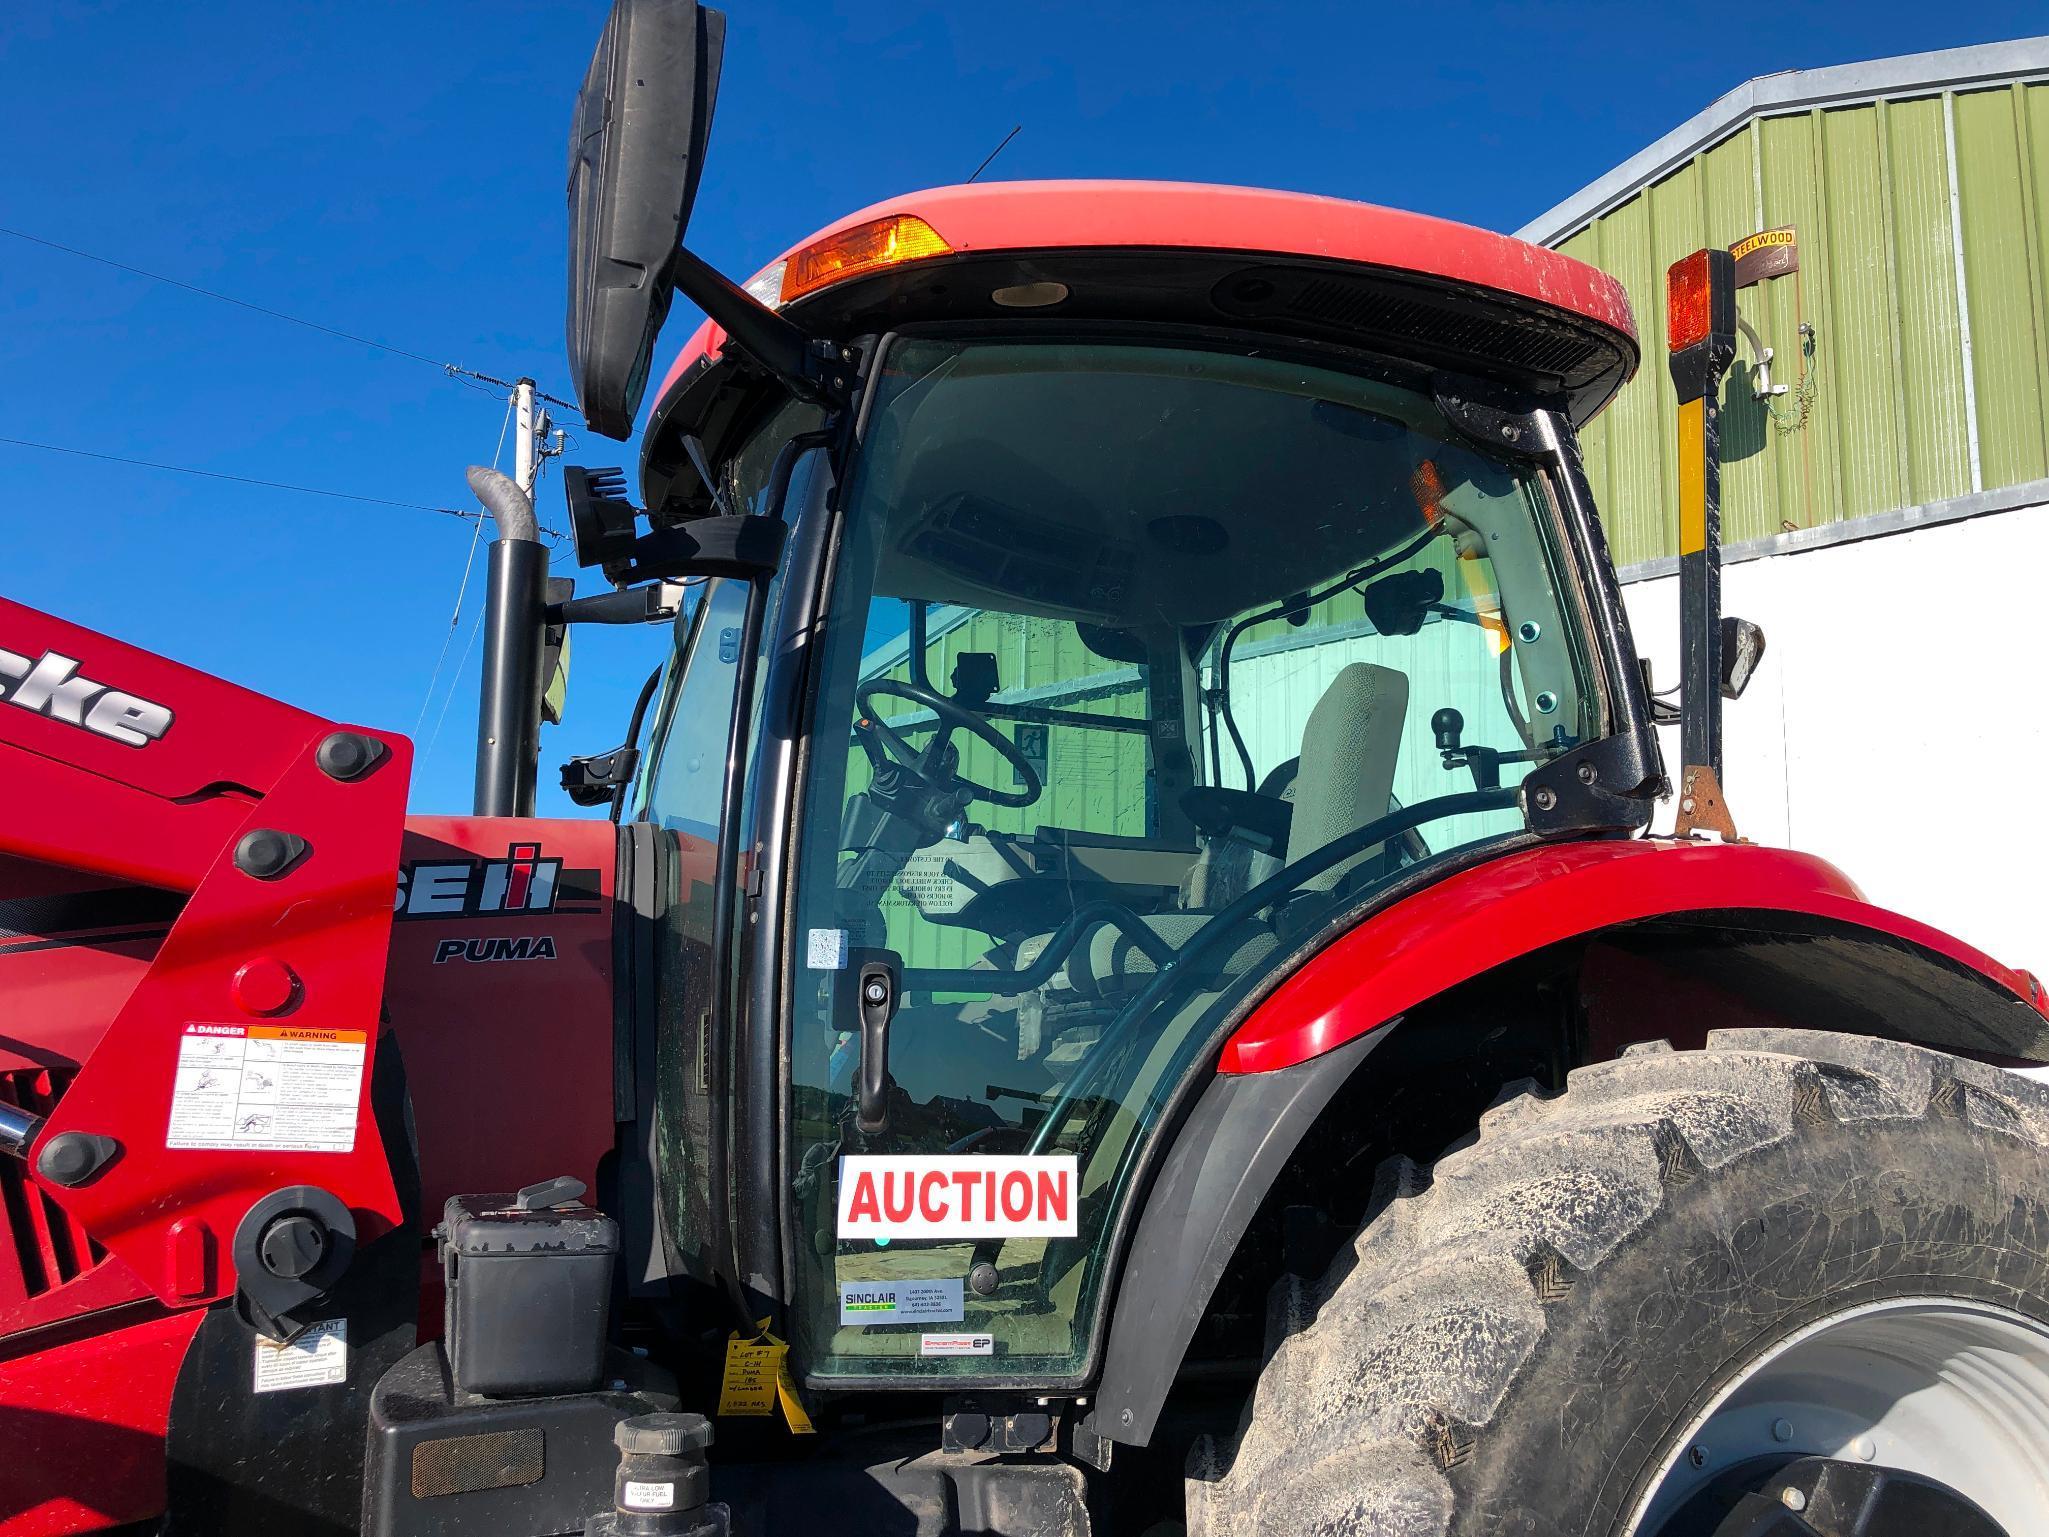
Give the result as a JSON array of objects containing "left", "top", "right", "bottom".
[{"left": 6, "top": 5, "right": 2049, "bottom": 1534}]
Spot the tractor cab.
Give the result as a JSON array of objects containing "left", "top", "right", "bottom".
[{"left": 593, "top": 176, "right": 1663, "bottom": 1390}]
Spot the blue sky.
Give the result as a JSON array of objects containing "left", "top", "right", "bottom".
[{"left": 4, "top": 0, "right": 2041, "bottom": 814}]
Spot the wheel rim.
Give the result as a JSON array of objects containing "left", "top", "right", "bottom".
[{"left": 1632, "top": 1296, "right": 2049, "bottom": 1535}]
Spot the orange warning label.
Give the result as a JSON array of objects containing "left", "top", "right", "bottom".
[{"left": 166, "top": 1021, "right": 364, "bottom": 1153}]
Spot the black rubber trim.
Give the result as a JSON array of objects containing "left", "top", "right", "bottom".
[{"left": 1086, "top": 1027, "right": 1386, "bottom": 1447}]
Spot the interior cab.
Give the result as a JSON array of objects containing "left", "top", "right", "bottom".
[{"left": 632, "top": 320, "right": 1635, "bottom": 1389}]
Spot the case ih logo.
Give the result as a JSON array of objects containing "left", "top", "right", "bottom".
[
  {"left": 0, "top": 646, "right": 173, "bottom": 747},
  {"left": 396, "top": 842, "right": 562, "bottom": 919}
]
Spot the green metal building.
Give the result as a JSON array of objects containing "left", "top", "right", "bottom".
[
  {"left": 1517, "top": 38, "right": 2049, "bottom": 975},
  {"left": 1517, "top": 38, "right": 2049, "bottom": 572}
]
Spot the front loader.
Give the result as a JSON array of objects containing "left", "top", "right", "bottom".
[{"left": 8, "top": 4, "right": 2049, "bottom": 1535}]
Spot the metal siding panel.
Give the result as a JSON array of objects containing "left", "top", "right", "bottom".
[
  {"left": 1885, "top": 96, "right": 1973, "bottom": 504},
  {"left": 1565, "top": 225, "right": 1620, "bottom": 535},
  {"left": 1649, "top": 162, "right": 1708, "bottom": 557},
  {"left": 2025, "top": 85, "right": 2049, "bottom": 466},
  {"left": 1759, "top": 112, "right": 1843, "bottom": 532},
  {"left": 1595, "top": 194, "right": 1669, "bottom": 565},
  {"left": 1702, "top": 130, "right": 1784, "bottom": 544},
  {"left": 1956, "top": 86, "right": 2049, "bottom": 489},
  {"left": 1820, "top": 106, "right": 1908, "bottom": 518}
]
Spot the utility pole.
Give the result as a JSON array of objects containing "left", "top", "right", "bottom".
[{"left": 514, "top": 378, "right": 538, "bottom": 495}]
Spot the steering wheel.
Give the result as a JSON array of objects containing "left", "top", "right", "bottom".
[{"left": 854, "top": 677, "right": 1043, "bottom": 809}]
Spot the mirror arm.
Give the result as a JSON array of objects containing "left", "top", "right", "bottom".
[{"left": 668, "top": 245, "right": 854, "bottom": 407}]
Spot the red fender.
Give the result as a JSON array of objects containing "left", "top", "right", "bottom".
[{"left": 1219, "top": 839, "right": 2048, "bottom": 1075}]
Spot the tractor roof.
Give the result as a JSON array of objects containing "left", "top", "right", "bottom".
[{"left": 639, "top": 180, "right": 1639, "bottom": 516}]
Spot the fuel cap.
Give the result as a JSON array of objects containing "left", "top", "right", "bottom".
[{"left": 615, "top": 1412, "right": 714, "bottom": 1456}]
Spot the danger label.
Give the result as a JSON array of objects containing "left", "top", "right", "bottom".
[
  {"left": 167, "top": 1023, "right": 365, "bottom": 1153},
  {"left": 837, "top": 1156, "right": 1078, "bottom": 1240}
]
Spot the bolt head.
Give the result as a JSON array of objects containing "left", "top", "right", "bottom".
[
  {"left": 1532, "top": 787, "right": 1558, "bottom": 812},
  {"left": 315, "top": 731, "right": 385, "bottom": 782},
  {"left": 1854, "top": 1435, "right": 1876, "bottom": 1462},
  {"left": 1780, "top": 1487, "right": 1807, "bottom": 1512},
  {"left": 969, "top": 1261, "right": 1000, "bottom": 1296},
  {"left": 1687, "top": 1444, "right": 1708, "bottom": 1469},
  {"left": 36, "top": 1131, "right": 117, "bottom": 1188},
  {"left": 234, "top": 828, "right": 306, "bottom": 881},
  {"left": 1576, "top": 762, "right": 1598, "bottom": 785},
  {"left": 1772, "top": 1418, "right": 1794, "bottom": 1443}
]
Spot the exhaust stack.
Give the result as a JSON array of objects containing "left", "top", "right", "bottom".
[{"left": 469, "top": 463, "right": 547, "bottom": 818}]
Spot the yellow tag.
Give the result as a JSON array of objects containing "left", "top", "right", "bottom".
[
  {"left": 775, "top": 1353, "right": 816, "bottom": 1435},
  {"left": 717, "top": 1332, "right": 784, "bottom": 1417},
  {"left": 718, "top": 1319, "right": 816, "bottom": 1433}
]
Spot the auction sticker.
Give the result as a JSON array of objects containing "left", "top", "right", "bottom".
[
  {"left": 920, "top": 1332, "right": 994, "bottom": 1357},
  {"left": 167, "top": 1023, "right": 364, "bottom": 1153},
  {"left": 840, "top": 1278, "right": 965, "bottom": 1327},
  {"left": 837, "top": 1155, "right": 1078, "bottom": 1240},
  {"left": 253, "top": 1318, "right": 348, "bottom": 1393}
]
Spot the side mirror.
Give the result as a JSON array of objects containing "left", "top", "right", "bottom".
[
  {"left": 1719, "top": 616, "right": 1766, "bottom": 700},
  {"left": 566, "top": 0, "right": 726, "bottom": 439}
]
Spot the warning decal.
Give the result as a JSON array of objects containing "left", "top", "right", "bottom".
[
  {"left": 167, "top": 1023, "right": 365, "bottom": 1153},
  {"left": 836, "top": 1155, "right": 1079, "bottom": 1240},
  {"left": 252, "top": 1318, "right": 348, "bottom": 1393}
]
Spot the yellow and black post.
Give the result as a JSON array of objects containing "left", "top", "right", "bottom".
[{"left": 1665, "top": 248, "right": 1738, "bottom": 813}]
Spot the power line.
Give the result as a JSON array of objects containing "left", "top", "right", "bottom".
[
  {"left": 0, "top": 223, "right": 582, "bottom": 415},
  {"left": 0, "top": 433, "right": 563, "bottom": 537}
]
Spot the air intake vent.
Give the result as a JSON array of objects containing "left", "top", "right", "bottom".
[
  {"left": 0, "top": 1068, "right": 105, "bottom": 1303},
  {"left": 411, "top": 1428, "right": 547, "bottom": 1498},
  {"left": 1213, "top": 264, "right": 1626, "bottom": 401}
]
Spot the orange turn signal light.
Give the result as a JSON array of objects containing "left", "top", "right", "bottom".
[
  {"left": 769, "top": 214, "right": 952, "bottom": 306},
  {"left": 1408, "top": 460, "right": 1447, "bottom": 527},
  {"left": 1666, "top": 248, "right": 1736, "bottom": 354}
]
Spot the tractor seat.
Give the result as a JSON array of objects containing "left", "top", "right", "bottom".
[{"left": 1054, "top": 661, "right": 1409, "bottom": 999}]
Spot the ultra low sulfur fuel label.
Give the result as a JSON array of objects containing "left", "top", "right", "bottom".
[{"left": 167, "top": 1023, "right": 365, "bottom": 1153}]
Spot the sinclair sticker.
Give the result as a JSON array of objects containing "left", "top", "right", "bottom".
[{"left": 836, "top": 1155, "right": 1079, "bottom": 1241}]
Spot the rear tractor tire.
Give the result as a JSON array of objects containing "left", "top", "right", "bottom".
[{"left": 1187, "top": 1029, "right": 2049, "bottom": 1536}]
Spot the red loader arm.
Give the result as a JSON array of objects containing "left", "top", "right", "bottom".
[{"left": 0, "top": 596, "right": 408, "bottom": 1317}]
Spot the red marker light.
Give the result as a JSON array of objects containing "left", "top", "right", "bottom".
[{"left": 1666, "top": 248, "right": 1736, "bottom": 356}]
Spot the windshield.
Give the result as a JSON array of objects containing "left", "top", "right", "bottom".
[{"left": 785, "top": 336, "right": 1599, "bottom": 1381}]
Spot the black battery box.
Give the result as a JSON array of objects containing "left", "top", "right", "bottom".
[{"left": 440, "top": 1177, "right": 618, "bottom": 1398}]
